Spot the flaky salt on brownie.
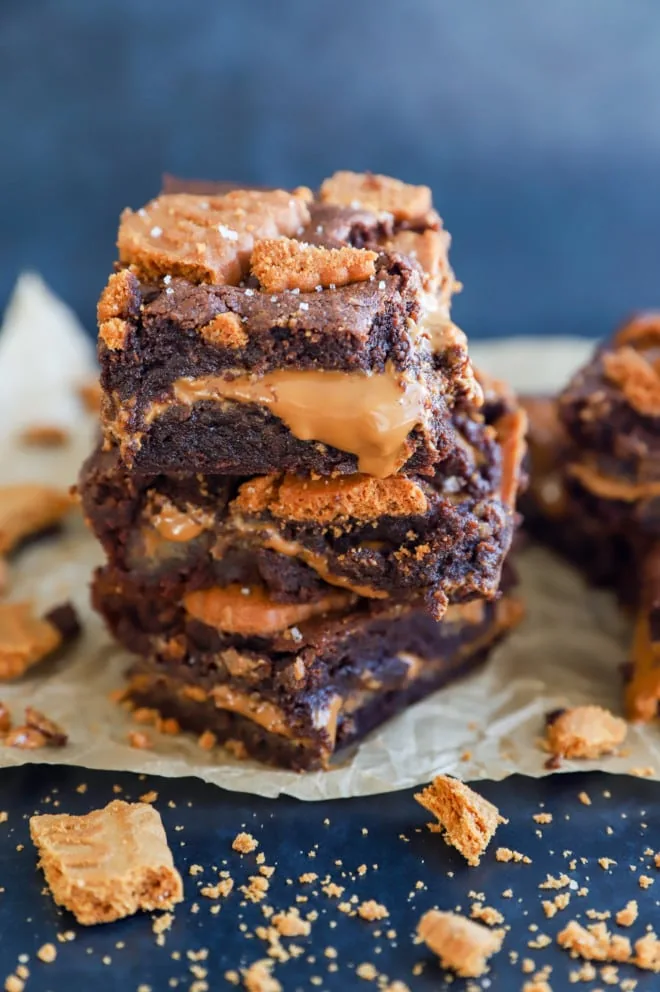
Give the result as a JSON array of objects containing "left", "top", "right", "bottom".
[
  {"left": 30, "top": 800, "right": 183, "bottom": 925},
  {"left": 98, "top": 176, "right": 479, "bottom": 478}
]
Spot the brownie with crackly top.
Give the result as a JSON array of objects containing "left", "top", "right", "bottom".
[
  {"left": 110, "top": 584, "right": 521, "bottom": 772},
  {"left": 97, "top": 173, "right": 479, "bottom": 478}
]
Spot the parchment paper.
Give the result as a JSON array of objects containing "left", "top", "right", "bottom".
[{"left": 1, "top": 274, "right": 657, "bottom": 801}]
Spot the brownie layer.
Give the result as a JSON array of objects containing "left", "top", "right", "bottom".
[
  {"left": 120, "top": 595, "right": 521, "bottom": 771},
  {"left": 559, "top": 314, "right": 660, "bottom": 484},
  {"left": 80, "top": 393, "right": 520, "bottom": 618},
  {"left": 98, "top": 174, "right": 479, "bottom": 477}
]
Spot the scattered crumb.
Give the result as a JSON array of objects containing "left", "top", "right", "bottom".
[
  {"left": 128, "top": 730, "right": 152, "bottom": 749},
  {"left": 557, "top": 920, "right": 632, "bottom": 963},
  {"left": 271, "top": 908, "right": 311, "bottom": 938},
  {"left": 578, "top": 791, "right": 592, "bottom": 806},
  {"left": 139, "top": 791, "right": 158, "bottom": 804},
  {"left": 241, "top": 959, "right": 281, "bottom": 992},
  {"left": 414, "top": 775, "right": 505, "bottom": 866},
  {"left": 233, "top": 832, "right": 258, "bottom": 854},
  {"left": 545, "top": 705, "right": 627, "bottom": 759},
  {"left": 639, "top": 875, "right": 654, "bottom": 889},
  {"left": 358, "top": 900, "right": 389, "bottom": 922},
  {"left": 533, "top": 813, "right": 553, "bottom": 824},
  {"left": 598, "top": 858, "right": 617, "bottom": 870},
  {"left": 417, "top": 909, "right": 504, "bottom": 978},
  {"left": 496, "top": 847, "right": 531, "bottom": 864},
  {"left": 20, "top": 425, "right": 69, "bottom": 448},
  {"left": 36, "top": 943, "right": 57, "bottom": 963},
  {"left": 470, "top": 903, "right": 504, "bottom": 926}
]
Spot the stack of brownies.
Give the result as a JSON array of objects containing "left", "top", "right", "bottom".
[
  {"left": 522, "top": 313, "right": 660, "bottom": 723},
  {"left": 80, "top": 171, "right": 526, "bottom": 770}
]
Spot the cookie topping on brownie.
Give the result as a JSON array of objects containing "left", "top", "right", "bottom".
[
  {"left": 250, "top": 238, "right": 378, "bottom": 293},
  {"left": 320, "top": 171, "right": 437, "bottom": 226},
  {"left": 118, "top": 188, "right": 312, "bottom": 284}
]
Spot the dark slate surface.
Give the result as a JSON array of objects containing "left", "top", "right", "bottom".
[
  {"left": 3, "top": 0, "right": 660, "bottom": 338},
  {"left": 0, "top": 765, "right": 658, "bottom": 990}
]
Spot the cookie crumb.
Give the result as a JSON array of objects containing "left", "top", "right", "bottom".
[
  {"left": 232, "top": 832, "right": 258, "bottom": 854},
  {"left": 251, "top": 238, "right": 377, "bottom": 293},
  {"left": 616, "top": 901, "right": 638, "bottom": 927},
  {"left": 496, "top": 847, "right": 532, "bottom": 864},
  {"left": 415, "top": 775, "right": 505, "bottom": 866},
  {"left": 417, "top": 909, "right": 504, "bottom": 978},
  {"left": 36, "top": 943, "right": 57, "bottom": 963},
  {"left": 357, "top": 900, "right": 388, "bottom": 921},
  {"left": 545, "top": 706, "right": 627, "bottom": 759}
]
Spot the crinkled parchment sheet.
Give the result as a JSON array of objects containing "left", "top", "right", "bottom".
[{"left": 1, "top": 274, "right": 658, "bottom": 801}]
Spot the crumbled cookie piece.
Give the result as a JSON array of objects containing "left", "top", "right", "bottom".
[
  {"left": 616, "top": 901, "right": 638, "bottom": 927},
  {"left": 29, "top": 800, "right": 183, "bottom": 925},
  {"left": 36, "top": 943, "right": 57, "bottom": 963},
  {"left": 128, "top": 730, "right": 152, "bottom": 749},
  {"left": 77, "top": 379, "right": 102, "bottom": 415},
  {"left": 639, "top": 874, "right": 654, "bottom": 889},
  {"left": 241, "top": 958, "right": 281, "bottom": 992},
  {"left": 232, "top": 832, "right": 258, "bottom": 854},
  {"left": 470, "top": 902, "right": 504, "bottom": 926},
  {"left": 320, "top": 171, "right": 435, "bottom": 225},
  {"left": 0, "top": 602, "right": 70, "bottom": 681},
  {"left": 414, "top": 775, "right": 505, "bottom": 866},
  {"left": 250, "top": 238, "right": 377, "bottom": 293},
  {"left": 357, "top": 900, "right": 389, "bottom": 921},
  {"left": 417, "top": 909, "right": 504, "bottom": 978},
  {"left": 533, "top": 812, "right": 553, "bottom": 824},
  {"left": 603, "top": 346, "right": 660, "bottom": 417},
  {"left": 118, "top": 189, "right": 312, "bottom": 285},
  {"left": 198, "top": 312, "right": 248, "bottom": 349},
  {"left": 496, "top": 848, "right": 532, "bottom": 864},
  {"left": 557, "top": 920, "right": 632, "bottom": 963},
  {"left": 634, "top": 931, "right": 660, "bottom": 971},
  {"left": 24, "top": 707, "right": 68, "bottom": 746},
  {"left": 0, "top": 484, "right": 75, "bottom": 556},
  {"left": 545, "top": 706, "right": 627, "bottom": 759},
  {"left": 271, "top": 908, "right": 311, "bottom": 938},
  {"left": 19, "top": 425, "right": 69, "bottom": 448}
]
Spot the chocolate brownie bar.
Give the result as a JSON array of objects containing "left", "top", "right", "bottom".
[
  {"left": 81, "top": 394, "right": 524, "bottom": 617},
  {"left": 117, "top": 594, "right": 521, "bottom": 771},
  {"left": 98, "top": 176, "right": 479, "bottom": 478}
]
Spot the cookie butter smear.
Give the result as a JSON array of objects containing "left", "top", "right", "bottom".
[{"left": 152, "top": 366, "right": 427, "bottom": 478}]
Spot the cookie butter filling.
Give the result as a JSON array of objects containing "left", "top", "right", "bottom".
[
  {"left": 183, "top": 584, "right": 354, "bottom": 636},
  {"left": 568, "top": 460, "right": 660, "bottom": 502},
  {"left": 143, "top": 366, "right": 427, "bottom": 478}
]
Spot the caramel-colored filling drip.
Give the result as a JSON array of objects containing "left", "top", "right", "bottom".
[
  {"left": 144, "top": 366, "right": 426, "bottom": 478},
  {"left": 151, "top": 501, "right": 211, "bottom": 542},
  {"left": 568, "top": 460, "right": 660, "bottom": 503},
  {"left": 183, "top": 584, "right": 354, "bottom": 636}
]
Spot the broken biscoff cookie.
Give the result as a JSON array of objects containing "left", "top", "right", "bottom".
[
  {"left": 545, "top": 705, "right": 627, "bottom": 759},
  {"left": 0, "top": 484, "right": 75, "bottom": 556},
  {"left": 30, "top": 799, "right": 183, "bottom": 925},
  {"left": 414, "top": 775, "right": 506, "bottom": 865},
  {"left": 417, "top": 909, "right": 504, "bottom": 978},
  {"left": 0, "top": 601, "right": 80, "bottom": 680}
]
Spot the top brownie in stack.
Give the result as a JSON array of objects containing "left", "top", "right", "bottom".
[{"left": 97, "top": 172, "right": 480, "bottom": 478}]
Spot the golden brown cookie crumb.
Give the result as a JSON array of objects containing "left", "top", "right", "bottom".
[
  {"left": 470, "top": 902, "right": 504, "bottom": 926},
  {"left": 545, "top": 706, "right": 627, "bottom": 759},
  {"left": 241, "top": 958, "right": 281, "bottom": 992},
  {"left": 533, "top": 812, "right": 553, "bottom": 824},
  {"left": 603, "top": 346, "right": 660, "bottom": 417},
  {"left": 128, "top": 730, "right": 152, "bottom": 749},
  {"left": 320, "top": 171, "right": 435, "bottom": 225},
  {"left": 598, "top": 857, "right": 617, "bottom": 870},
  {"left": 357, "top": 900, "right": 389, "bottom": 921},
  {"left": 197, "top": 730, "right": 217, "bottom": 751},
  {"left": 0, "top": 603, "right": 65, "bottom": 681},
  {"left": 99, "top": 317, "right": 130, "bottom": 351},
  {"left": 271, "top": 908, "right": 311, "bottom": 937},
  {"left": 29, "top": 800, "right": 183, "bottom": 925},
  {"left": 198, "top": 312, "right": 248, "bottom": 349},
  {"left": 639, "top": 874, "right": 654, "bottom": 889},
  {"left": 19, "top": 425, "right": 70, "bottom": 448},
  {"left": 496, "top": 847, "right": 532, "bottom": 864},
  {"left": 578, "top": 791, "right": 592, "bottom": 806},
  {"left": 200, "top": 876, "right": 233, "bottom": 899},
  {"left": 232, "top": 831, "right": 258, "bottom": 854},
  {"left": 77, "top": 379, "right": 102, "bottom": 415},
  {"left": 414, "top": 775, "right": 505, "bottom": 866},
  {"left": 355, "top": 962, "right": 378, "bottom": 980},
  {"left": 557, "top": 920, "right": 632, "bottom": 963},
  {"left": 616, "top": 900, "right": 638, "bottom": 927},
  {"left": 139, "top": 790, "right": 158, "bottom": 804},
  {"left": 0, "top": 484, "right": 75, "bottom": 556},
  {"left": 417, "top": 909, "right": 504, "bottom": 978},
  {"left": 634, "top": 931, "right": 660, "bottom": 971},
  {"left": 36, "top": 943, "right": 57, "bottom": 963},
  {"left": 250, "top": 238, "right": 377, "bottom": 293}
]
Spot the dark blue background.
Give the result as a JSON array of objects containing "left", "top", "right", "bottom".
[{"left": 2, "top": 0, "right": 660, "bottom": 337}]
